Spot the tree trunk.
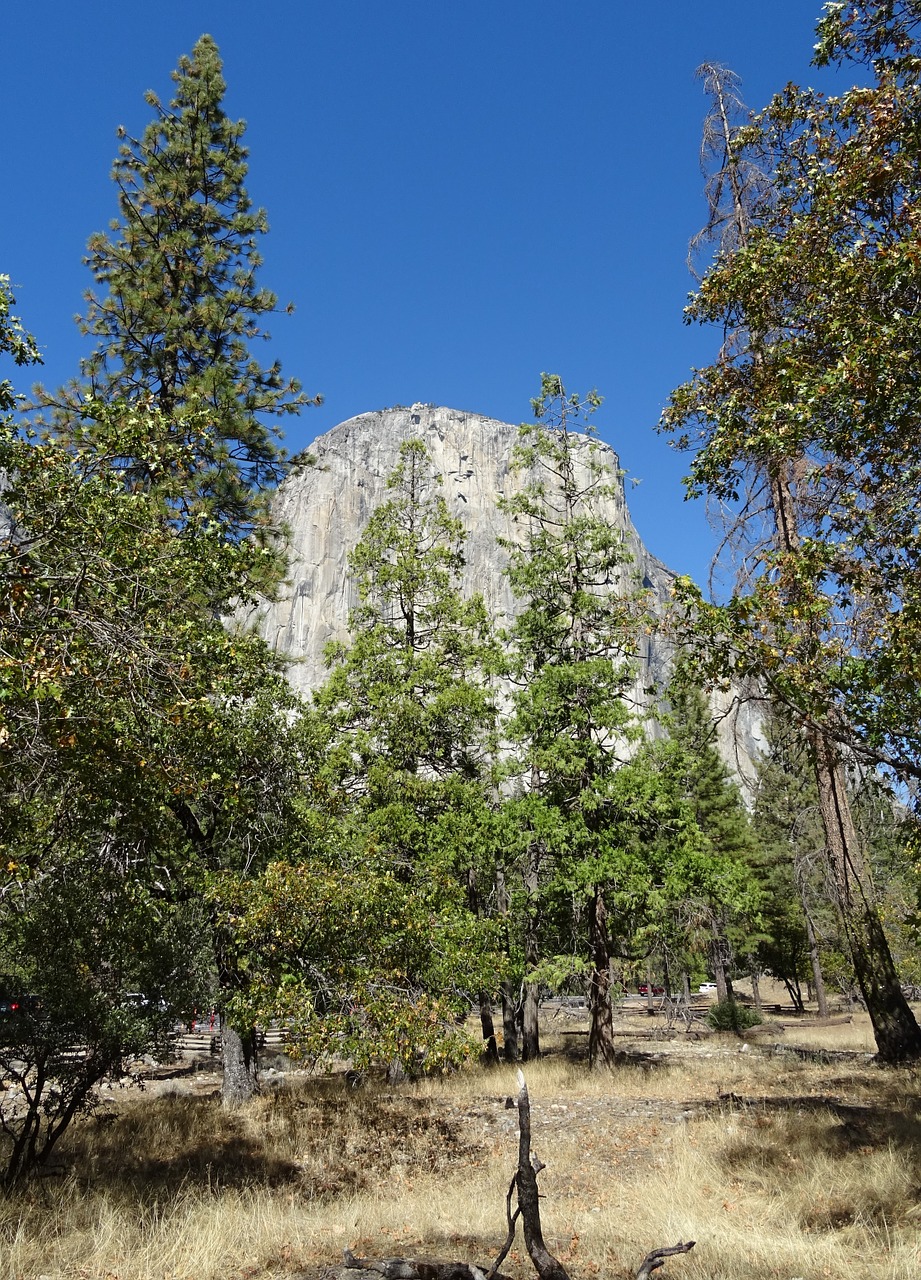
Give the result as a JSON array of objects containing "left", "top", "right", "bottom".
[
  {"left": 698, "top": 91, "right": 920, "bottom": 1064},
  {"left": 513, "top": 1077, "right": 573, "bottom": 1280},
  {"left": 645, "top": 962, "right": 656, "bottom": 1016},
  {"left": 750, "top": 965, "right": 762, "bottom": 1013},
  {"left": 520, "top": 983, "right": 541, "bottom": 1062},
  {"left": 479, "top": 993, "right": 500, "bottom": 1065},
  {"left": 588, "top": 886, "right": 617, "bottom": 1067},
  {"left": 386, "top": 1058, "right": 407, "bottom": 1084},
  {"left": 501, "top": 980, "right": 521, "bottom": 1062},
  {"left": 766, "top": 466, "right": 919, "bottom": 1058},
  {"left": 804, "top": 910, "right": 829, "bottom": 1019},
  {"left": 221, "top": 1024, "right": 259, "bottom": 1108},
  {"left": 495, "top": 873, "right": 521, "bottom": 1062},
  {"left": 711, "top": 920, "right": 734, "bottom": 1004},
  {"left": 811, "top": 731, "right": 921, "bottom": 1061},
  {"left": 466, "top": 867, "right": 500, "bottom": 1065},
  {"left": 782, "top": 975, "right": 805, "bottom": 1014},
  {"left": 520, "top": 846, "right": 541, "bottom": 1062}
]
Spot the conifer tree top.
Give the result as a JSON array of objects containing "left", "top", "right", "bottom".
[{"left": 38, "top": 34, "right": 320, "bottom": 532}]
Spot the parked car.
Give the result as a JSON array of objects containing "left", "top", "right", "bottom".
[
  {"left": 0, "top": 995, "right": 41, "bottom": 1016},
  {"left": 638, "top": 983, "right": 665, "bottom": 996},
  {"left": 698, "top": 982, "right": 718, "bottom": 994}
]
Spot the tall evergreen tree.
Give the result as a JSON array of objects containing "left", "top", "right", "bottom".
[
  {"left": 750, "top": 704, "right": 838, "bottom": 1015},
  {"left": 308, "top": 439, "right": 504, "bottom": 1068},
  {"left": 501, "top": 376, "right": 643, "bottom": 1066},
  {"left": 318, "top": 438, "right": 499, "bottom": 813},
  {"left": 36, "top": 35, "right": 318, "bottom": 530}
]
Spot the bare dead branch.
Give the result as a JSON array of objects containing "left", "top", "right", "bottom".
[
  {"left": 634, "top": 1241, "right": 696, "bottom": 1280},
  {"left": 484, "top": 1172, "right": 521, "bottom": 1280}
]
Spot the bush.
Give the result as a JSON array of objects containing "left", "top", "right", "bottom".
[{"left": 707, "top": 998, "right": 763, "bottom": 1033}]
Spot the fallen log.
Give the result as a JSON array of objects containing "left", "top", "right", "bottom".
[
  {"left": 741, "top": 1022, "right": 785, "bottom": 1038},
  {"left": 340, "top": 1250, "right": 500, "bottom": 1280},
  {"left": 778, "top": 1015, "right": 852, "bottom": 1029}
]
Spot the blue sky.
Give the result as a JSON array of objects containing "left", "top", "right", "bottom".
[{"left": 4, "top": 2, "right": 850, "bottom": 590}]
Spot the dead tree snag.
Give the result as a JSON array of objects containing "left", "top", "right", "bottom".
[{"left": 338, "top": 1071, "right": 695, "bottom": 1280}]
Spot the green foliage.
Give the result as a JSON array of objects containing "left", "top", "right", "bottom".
[
  {"left": 209, "top": 849, "right": 498, "bottom": 1073},
  {"left": 498, "top": 405, "right": 762, "bottom": 1021},
  {"left": 663, "top": 18, "right": 921, "bottom": 1058},
  {"left": 36, "top": 35, "right": 318, "bottom": 530},
  {"left": 0, "top": 276, "right": 40, "bottom": 414},
  {"left": 499, "top": 377, "right": 640, "bottom": 1041},
  {"left": 230, "top": 438, "right": 508, "bottom": 1071},
  {"left": 707, "top": 998, "right": 762, "bottom": 1033},
  {"left": 656, "top": 667, "right": 762, "bottom": 977},
  {"left": 813, "top": 1, "right": 921, "bottom": 70},
  {"left": 0, "top": 859, "right": 211, "bottom": 1188},
  {"left": 853, "top": 773, "right": 921, "bottom": 988},
  {"left": 664, "top": 668, "right": 757, "bottom": 864},
  {"left": 319, "top": 439, "right": 499, "bottom": 810},
  {"left": 502, "top": 375, "right": 641, "bottom": 811},
  {"left": 0, "top": 382, "right": 303, "bottom": 1174},
  {"left": 661, "top": 13, "right": 921, "bottom": 789},
  {"left": 497, "top": 377, "right": 755, "bottom": 1060},
  {"left": 0, "top": 402, "right": 285, "bottom": 821},
  {"left": 750, "top": 703, "right": 843, "bottom": 995}
]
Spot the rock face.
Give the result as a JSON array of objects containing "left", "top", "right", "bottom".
[{"left": 244, "top": 404, "right": 764, "bottom": 791}]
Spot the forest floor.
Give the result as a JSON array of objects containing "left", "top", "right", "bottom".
[{"left": 2, "top": 995, "right": 920, "bottom": 1280}]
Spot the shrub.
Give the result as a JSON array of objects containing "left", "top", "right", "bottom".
[{"left": 707, "top": 998, "right": 763, "bottom": 1033}]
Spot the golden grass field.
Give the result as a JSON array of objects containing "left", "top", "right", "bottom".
[{"left": 1, "top": 1004, "right": 920, "bottom": 1280}]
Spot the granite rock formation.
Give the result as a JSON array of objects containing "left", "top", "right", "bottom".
[{"left": 243, "top": 404, "right": 764, "bottom": 791}]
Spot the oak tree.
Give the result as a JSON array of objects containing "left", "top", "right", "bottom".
[{"left": 661, "top": 20, "right": 921, "bottom": 1059}]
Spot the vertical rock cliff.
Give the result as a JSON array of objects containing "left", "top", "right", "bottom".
[{"left": 242, "top": 404, "right": 763, "bottom": 788}]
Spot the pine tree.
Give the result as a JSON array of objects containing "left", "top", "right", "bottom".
[
  {"left": 310, "top": 439, "right": 504, "bottom": 1067},
  {"left": 663, "top": 669, "right": 760, "bottom": 1003},
  {"left": 750, "top": 706, "right": 839, "bottom": 1015},
  {"left": 502, "top": 376, "right": 643, "bottom": 1066},
  {"left": 318, "top": 438, "right": 499, "bottom": 813},
  {"left": 38, "top": 35, "right": 318, "bottom": 530}
]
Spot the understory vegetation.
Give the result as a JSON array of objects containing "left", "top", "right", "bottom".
[{"left": 2, "top": 1027, "right": 920, "bottom": 1280}]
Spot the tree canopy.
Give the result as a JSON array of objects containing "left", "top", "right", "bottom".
[{"left": 660, "top": 3, "right": 921, "bottom": 1061}]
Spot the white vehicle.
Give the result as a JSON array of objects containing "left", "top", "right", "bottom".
[{"left": 698, "top": 982, "right": 718, "bottom": 994}]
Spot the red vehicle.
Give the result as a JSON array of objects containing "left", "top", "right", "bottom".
[{"left": 637, "top": 983, "right": 665, "bottom": 996}]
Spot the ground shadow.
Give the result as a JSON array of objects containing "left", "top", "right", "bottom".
[{"left": 35, "top": 1076, "right": 479, "bottom": 1207}]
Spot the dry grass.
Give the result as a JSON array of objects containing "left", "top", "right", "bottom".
[
  {"left": 2, "top": 1036, "right": 920, "bottom": 1280},
  {"left": 780, "top": 1011, "right": 879, "bottom": 1054}
]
